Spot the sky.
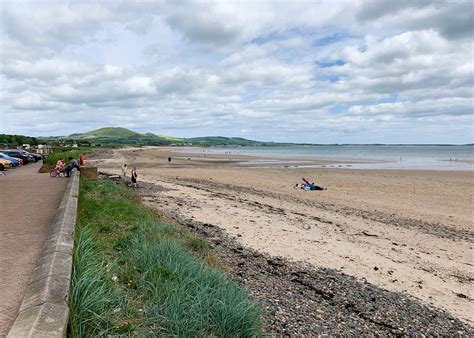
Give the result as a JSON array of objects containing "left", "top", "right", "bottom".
[{"left": 0, "top": 0, "right": 473, "bottom": 144}]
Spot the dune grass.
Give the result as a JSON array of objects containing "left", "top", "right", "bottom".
[{"left": 68, "top": 179, "right": 261, "bottom": 337}]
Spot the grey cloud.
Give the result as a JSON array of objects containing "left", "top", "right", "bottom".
[
  {"left": 165, "top": 11, "right": 241, "bottom": 46},
  {"left": 414, "top": 2, "right": 474, "bottom": 39},
  {"left": 0, "top": 3, "right": 109, "bottom": 50},
  {"left": 356, "top": 0, "right": 435, "bottom": 21},
  {"left": 356, "top": 0, "right": 474, "bottom": 40}
]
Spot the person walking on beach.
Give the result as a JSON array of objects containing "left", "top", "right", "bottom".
[
  {"left": 168, "top": 156, "right": 171, "bottom": 164},
  {"left": 131, "top": 167, "right": 138, "bottom": 188},
  {"left": 122, "top": 163, "right": 128, "bottom": 182}
]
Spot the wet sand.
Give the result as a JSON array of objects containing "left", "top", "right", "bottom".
[{"left": 91, "top": 147, "right": 474, "bottom": 325}]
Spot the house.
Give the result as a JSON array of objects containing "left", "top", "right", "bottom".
[{"left": 36, "top": 144, "right": 53, "bottom": 155}]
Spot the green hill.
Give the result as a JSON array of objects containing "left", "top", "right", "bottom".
[
  {"left": 69, "top": 127, "right": 184, "bottom": 146},
  {"left": 67, "top": 127, "right": 290, "bottom": 147},
  {"left": 186, "top": 136, "right": 271, "bottom": 146},
  {"left": 70, "top": 127, "right": 141, "bottom": 139}
]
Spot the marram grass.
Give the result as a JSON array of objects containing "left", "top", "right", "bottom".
[{"left": 68, "top": 179, "right": 261, "bottom": 337}]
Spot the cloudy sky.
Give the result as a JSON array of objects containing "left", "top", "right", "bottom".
[{"left": 0, "top": 0, "right": 472, "bottom": 143}]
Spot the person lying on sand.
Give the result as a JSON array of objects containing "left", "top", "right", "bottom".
[{"left": 299, "top": 177, "right": 325, "bottom": 191}]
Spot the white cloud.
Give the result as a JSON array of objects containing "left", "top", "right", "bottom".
[
  {"left": 3, "top": 59, "right": 91, "bottom": 80},
  {"left": 0, "top": 0, "right": 472, "bottom": 143}
]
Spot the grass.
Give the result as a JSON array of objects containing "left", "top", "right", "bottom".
[
  {"left": 44, "top": 150, "right": 85, "bottom": 166},
  {"left": 69, "top": 179, "right": 261, "bottom": 337}
]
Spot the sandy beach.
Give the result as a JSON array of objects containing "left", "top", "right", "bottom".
[{"left": 90, "top": 147, "right": 473, "bottom": 326}]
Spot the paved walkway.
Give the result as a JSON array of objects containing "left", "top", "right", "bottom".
[{"left": 0, "top": 162, "right": 67, "bottom": 337}]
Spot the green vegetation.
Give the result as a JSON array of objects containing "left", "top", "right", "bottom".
[
  {"left": 69, "top": 179, "right": 261, "bottom": 337},
  {"left": 66, "top": 127, "right": 295, "bottom": 147},
  {"left": 186, "top": 136, "right": 286, "bottom": 147},
  {"left": 69, "top": 127, "right": 184, "bottom": 146},
  {"left": 70, "top": 127, "right": 141, "bottom": 139},
  {"left": 44, "top": 151, "right": 81, "bottom": 166},
  {"left": 0, "top": 133, "right": 39, "bottom": 147},
  {"left": 43, "top": 147, "right": 93, "bottom": 166}
]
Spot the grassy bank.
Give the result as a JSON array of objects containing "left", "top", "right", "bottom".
[
  {"left": 69, "top": 179, "right": 261, "bottom": 337},
  {"left": 44, "top": 147, "right": 93, "bottom": 166}
]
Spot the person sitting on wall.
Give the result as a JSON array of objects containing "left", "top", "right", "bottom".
[{"left": 65, "top": 156, "right": 80, "bottom": 177}]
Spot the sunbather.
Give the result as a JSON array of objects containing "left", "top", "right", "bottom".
[{"left": 300, "top": 177, "right": 325, "bottom": 191}]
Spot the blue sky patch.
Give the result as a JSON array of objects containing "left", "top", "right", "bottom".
[{"left": 316, "top": 59, "right": 345, "bottom": 68}]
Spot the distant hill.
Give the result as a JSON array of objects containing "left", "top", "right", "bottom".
[
  {"left": 66, "top": 127, "right": 280, "bottom": 147},
  {"left": 68, "top": 127, "right": 183, "bottom": 146},
  {"left": 70, "top": 127, "right": 142, "bottom": 139},
  {"left": 187, "top": 136, "right": 280, "bottom": 146}
]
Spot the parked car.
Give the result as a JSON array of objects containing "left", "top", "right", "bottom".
[
  {"left": 0, "top": 153, "right": 23, "bottom": 166},
  {"left": 0, "top": 152, "right": 20, "bottom": 167},
  {"left": 29, "top": 153, "right": 42, "bottom": 162},
  {"left": 21, "top": 151, "right": 36, "bottom": 162},
  {"left": 2, "top": 149, "right": 31, "bottom": 164},
  {"left": 0, "top": 159, "right": 13, "bottom": 171}
]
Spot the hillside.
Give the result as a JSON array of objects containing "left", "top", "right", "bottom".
[
  {"left": 187, "top": 136, "right": 276, "bottom": 146},
  {"left": 70, "top": 127, "right": 141, "bottom": 139},
  {"left": 68, "top": 127, "right": 177, "bottom": 146},
  {"left": 66, "top": 127, "right": 279, "bottom": 147}
]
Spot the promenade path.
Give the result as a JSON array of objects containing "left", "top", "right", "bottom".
[{"left": 0, "top": 162, "right": 67, "bottom": 337}]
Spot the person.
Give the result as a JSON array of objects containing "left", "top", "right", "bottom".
[
  {"left": 65, "top": 157, "right": 80, "bottom": 177},
  {"left": 130, "top": 167, "right": 138, "bottom": 188},
  {"left": 300, "top": 177, "right": 325, "bottom": 191},
  {"left": 55, "top": 158, "right": 64, "bottom": 171},
  {"left": 121, "top": 163, "right": 128, "bottom": 182},
  {"left": 79, "top": 153, "right": 86, "bottom": 166},
  {"left": 168, "top": 156, "right": 171, "bottom": 164}
]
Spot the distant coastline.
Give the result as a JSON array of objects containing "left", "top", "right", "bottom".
[
  {"left": 2, "top": 127, "right": 472, "bottom": 148},
  {"left": 178, "top": 144, "right": 474, "bottom": 171}
]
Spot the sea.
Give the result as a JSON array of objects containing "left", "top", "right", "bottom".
[{"left": 202, "top": 145, "right": 474, "bottom": 171}]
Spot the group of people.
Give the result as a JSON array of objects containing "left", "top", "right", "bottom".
[
  {"left": 54, "top": 153, "right": 86, "bottom": 177},
  {"left": 121, "top": 163, "right": 138, "bottom": 188}
]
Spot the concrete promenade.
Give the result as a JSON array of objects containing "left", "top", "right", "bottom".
[{"left": 0, "top": 162, "right": 67, "bottom": 337}]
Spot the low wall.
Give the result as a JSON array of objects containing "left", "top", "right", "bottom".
[{"left": 7, "top": 171, "right": 80, "bottom": 338}]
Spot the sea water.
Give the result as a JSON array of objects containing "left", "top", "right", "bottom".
[{"left": 204, "top": 145, "right": 474, "bottom": 171}]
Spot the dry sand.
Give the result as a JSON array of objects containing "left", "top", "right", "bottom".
[{"left": 91, "top": 147, "right": 474, "bottom": 324}]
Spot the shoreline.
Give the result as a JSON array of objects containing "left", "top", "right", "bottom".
[
  {"left": 90, "top": 146, "right": 474, "bottom": 172},
  {"left": 89, "top": 147, "right": 474, "bottom": 326},
  {"left": 152, "top": 199, "right": 472, "bottom": 335},
  {"left": 160, "top": 146, "right": 474, "bottom": 172}
]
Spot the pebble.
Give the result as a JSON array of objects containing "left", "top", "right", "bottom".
[{"left": 149, "top": 195, "right": 474, "bottom": 336}]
